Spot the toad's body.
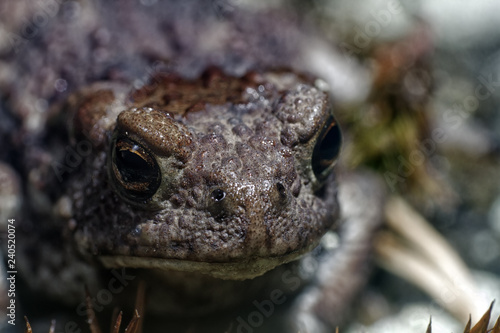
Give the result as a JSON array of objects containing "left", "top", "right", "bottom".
[{"left": 0, "top": 1, "right": 383, "bottom": 331}]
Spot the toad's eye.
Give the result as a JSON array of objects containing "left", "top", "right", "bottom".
[
  {"left": 312, "top": 116, "right": 342, "bottom": 181},
  {"left": 111, "top": 137, "right": 161, "bottom": 201}
]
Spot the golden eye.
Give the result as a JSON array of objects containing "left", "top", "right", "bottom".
[
  {"left": 312, "top": 116, "right": 342, "bottom": 181},
  {"left": 111, "top": 137, "right": 161, "bottom": 201}
]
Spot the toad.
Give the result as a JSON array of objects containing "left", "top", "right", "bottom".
[{"left": 0, "top": 1, "right": 383, "bottom": 332}]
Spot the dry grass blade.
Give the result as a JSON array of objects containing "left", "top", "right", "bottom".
[
  {"left": 380, "top": 196, "right": 479, "bottom": 321},
  {"left": 133, "top": 281, "right": 146, "bottom": 333},
  {"left": 85, "top": 286, "right": 103, "bottom": 333},
  {"left": 21, "top": 281, "right": 146, "bottom": 333},
  {"left": 111, "top": 311, "right": 123, "bottom": 333},
  {"left": 375, "top": 230, "right": 470, "bottom": 320},
  {"left": 124, "top": 310, "right": 141, "bottom": 333},
  {"left": 492, "top": 312, "right": 500, "bottom": 333},
  {"left": 463, "top": 315, "right": 472, "bottom": 333},
  {"left": 422, "top": 303, "right": 499, "bottom": 333},
  {"left": 426, "top": 318, "right": 432, "bottom": 333},
  {"left": 470, "top": 302, "right": 494, "bottom": 333},
  {"left": 25, "top": 316, "right": 33, "bottom": 333}
]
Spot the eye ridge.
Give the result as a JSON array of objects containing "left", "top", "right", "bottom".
[{"left": 312, "top": 116, "right": 342, "bottom": 181}]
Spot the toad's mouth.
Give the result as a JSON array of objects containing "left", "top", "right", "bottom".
[{"left": 98, "top": 242, "right": 316, "bottom": 280}]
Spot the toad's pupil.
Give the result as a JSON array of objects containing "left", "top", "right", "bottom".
[
  {"left": 117, "top": 149, "right": 154, "bottom": 182},
  {"left": 312, "top": 118, "right": 342, "bottom": 180},
  {"left": 112, "top": 139, "right": 161, "bottom": 202}
]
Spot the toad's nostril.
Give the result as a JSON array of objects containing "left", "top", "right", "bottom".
[
  {"left": 211, "top": 189, "right": 226, "bottom": 202},
  {"left": 207, "top": 188, "right": 230, "bottom": 220}
]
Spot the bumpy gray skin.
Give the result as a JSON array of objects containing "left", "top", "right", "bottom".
[
  {"left": 73, "top": 71, "right": 338, "bottom": 272},
  {"left": 0, "top": 1, "right": 383, "bottom": 331},
  {"left": 60, "top": 68, "right": 341, "bottom": 316}
]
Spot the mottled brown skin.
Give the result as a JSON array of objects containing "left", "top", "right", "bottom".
[
  {"left": 71, "top": 69, "right": 339, "bottom": 277},
  {"left": 53, "top": 68, "right": 341, "bottom": 319}
]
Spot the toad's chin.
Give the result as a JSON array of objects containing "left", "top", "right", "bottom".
[{"left": 98, "top": 242, "right": 317, "bottom": 280}]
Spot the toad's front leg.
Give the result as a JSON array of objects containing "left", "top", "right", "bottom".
[{"left": 289, "top": 171, "right": 386, "bottom": 332}]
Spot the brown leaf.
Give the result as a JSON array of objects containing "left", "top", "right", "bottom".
[
  {"left": 426, "top": 318, "right": 432, "bottom": 333},
  {"left": 470, "top": 302, "right": 493, "bottom": 333}
]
